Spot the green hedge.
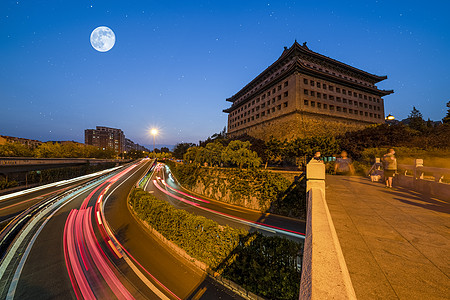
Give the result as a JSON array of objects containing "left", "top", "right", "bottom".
[
  {"left": 130, "top": 188, "right": 245, "bottom": 268},
  {"left": 0, "top": 180, "right": 19, "bottom": 190},
  {"left": 129, "top": 188, "right": 303, "bottom": 299},
  {"left": 165, "top": 161, "right": 306, "bottom": 219},
  {"left": 26, "top": 163, "right": 116, "bottom": 185},
  {"left": 216, "top": 233, "right": 302, "bottom": 300}
]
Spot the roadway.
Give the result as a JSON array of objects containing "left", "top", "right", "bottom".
[
  {"left": 1, "top": 162, "right": 148, "bottom": 299},
  {"left": 0, "top": 167, "right": 122, "bottom": 223},
  {"left": 103, "top": 161, "right": 241, "bottom": 299},
  {"left": 0, "top": 159, "right": 242, "bottom": 299},
  {"left": 146, "top": 163, "right": 306, "bottom": 241}
]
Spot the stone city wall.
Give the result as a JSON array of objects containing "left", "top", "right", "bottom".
[{"left": 230, "top": 111, "right": 372, "bottom": 141}]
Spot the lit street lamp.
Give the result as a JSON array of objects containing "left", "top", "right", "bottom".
[
  {"left": 385, "top": 114, "right": 396, "bottom": 126},
  {"left": 151, "top": 128, "right": 158, "bottom": 155},
  {"left": 385, "top": 114, "right": 395, "bottom": 121}
]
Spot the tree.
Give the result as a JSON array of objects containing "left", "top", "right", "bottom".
[
  {"left": 443, "top": 101, "right": 450, "bottom": 124},
  {"left": 34, "top": 142, "right": 63, "bottom": 158},
  {"left": 160, "top": 147, "right": 170, "bottom": 153},
  {"left": 264, "top": 138, "right": 286, "bottom": 168},
  {"left": 231, "top": 134, "right": 267, "bottom": 161},
  {"left": 407, "top": 106, "right": 426, "bottom": 132},
  {"left": 221, "top": 140, "right": 261, "bottom": 169},
  {"left": 204, "top": 142, "right": 225, "bottom": 166},
  {"left": 173, "top": 142, "right": 196, "bottom": 159},
  {"left": 183, "top": 146, "right": 205, "bottom": 165},
  {"left": 0, "top": 142, "right": 33, "bottom": 157}
]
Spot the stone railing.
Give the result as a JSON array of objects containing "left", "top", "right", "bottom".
[
  {"left": 299, "top": 160, "right": 356, "bottom": 300},
  {"left": 395, "top": 159, "right": 450, "bottom": 200}
]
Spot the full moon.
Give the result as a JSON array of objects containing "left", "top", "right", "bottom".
[{"left": 90, "top": 26, "right": 115, "bottom": 52}]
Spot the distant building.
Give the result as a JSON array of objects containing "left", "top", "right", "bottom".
[
  {"left": 49, "top": 140, "right": 85, "bottom": 146},
  {"left": 125, "top": 138, "right": 150, "bottom": 153},
  {"left": 0, "top": 135, "right": 42, "bottom": 148},
  {"left": 84, "top": 126, "right": 125, "bottom": 153},
  {"left": 223, "top": 41, "right": 394, "bottom": 141}
]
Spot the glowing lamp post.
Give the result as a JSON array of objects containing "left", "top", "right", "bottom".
[
  {"left": 385, "top": 114, "right": 395, "bottom": 121},
  {"left": 385, "top": 114, "right": 395, "bottom": 126},
  {"left": 151, "top": 128, "right": 158, "bottom": 155}
]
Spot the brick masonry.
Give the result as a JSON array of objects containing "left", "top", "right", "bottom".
[{"left": 230, "top": 111, "right": 370, "bottom": 141}]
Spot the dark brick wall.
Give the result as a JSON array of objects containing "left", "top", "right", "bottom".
[{"left": 229, "top": 111, "right": 371, "bottom": 141}]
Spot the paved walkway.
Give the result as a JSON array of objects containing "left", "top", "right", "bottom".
[{"left": 325, "top": 175, "right": 450, "bottom": 300}]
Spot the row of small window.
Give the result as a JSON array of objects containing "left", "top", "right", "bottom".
[
  {"left": 303, "top": 100, "right": 382, "bottom": 118},
  {"left": 303, "top": 90, "right": 380, "bottom": 111},
  {"left": 92, "top": 136, "right": 115, "bottom": 140},
  {"left": 229, "top": 102, "right": 289, "bottom": 128},
  {"left": 262, "top": 81, "right": 289, "bottom": 98},
  {"left": 230, "top": 91, "right": 289, "bottom": 117},
  {"left": 303, "top": 79, "right": 380, "bottom": 103},
  {"left": 233, "top": 80, "right": 289, "bottom": 111},
  {"left": 303, "top": 63, "right": 375, "bottom": 88}
]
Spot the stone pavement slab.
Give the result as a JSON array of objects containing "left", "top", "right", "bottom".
[{"left": 325, "top": 175, "right": 450, "bottom": 300}]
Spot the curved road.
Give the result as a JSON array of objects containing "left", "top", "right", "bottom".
[
  {"left": 0, "top": 168, "right": 121, "bottom": 223},
  {"left": 146, "top": 163, "right": 306, "bottom": 241},
  {"left": 0, "top": 159, "right": 242, "bottom": 299}
]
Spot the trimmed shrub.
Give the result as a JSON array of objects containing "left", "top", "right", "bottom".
[
  {"left": 0, "top": 180, "right": 19, "bottom": 190},
  {"left": 129, "top": 188, "right": 303, "bottom": 299}
]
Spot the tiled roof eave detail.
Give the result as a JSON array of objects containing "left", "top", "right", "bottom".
[
  {"left": 227, "top": 41, "right": 389, "bottom": 103},
  {"left": 297, "top": 64, "right": 394, "bottom": 96},
  {"left": 224, "top": 62, "right": 393, "bottom": 112},
  {"left": 291, "top": 42, "right": 387, "bottom": 83}
]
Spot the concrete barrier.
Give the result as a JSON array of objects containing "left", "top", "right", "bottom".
[
  {"left": 395, "top": 159, "right": 450, "bottom": 200},
  {"left": 299, "top": 161, "right": 356, "bottom": 300}
]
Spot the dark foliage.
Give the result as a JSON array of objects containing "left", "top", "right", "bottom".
[
  {"left": 129, "top": 188, "right": 302, "bottom": 299},
  {"left": 443, "top": 101, "right": 450, "bottom": 124},
  {"left": 165, "top": 161, "right": 306, "bottom": 219},
  {"left": 173, "top": 142, "right": 196, "bottom": 159}
]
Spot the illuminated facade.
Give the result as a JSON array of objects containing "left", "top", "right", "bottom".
[
  {"left": 84, "top": 126, "right": 125, "bottom": 153},
  {"left": 223, "top": 41, "right": 393, "bottom": 141}
]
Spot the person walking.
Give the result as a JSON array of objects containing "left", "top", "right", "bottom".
[
  {"left": 334, "top": 150, "right": 355, "bottom": 175},
  {"left": 382, "top": 148, "right": 397, "bottom": 188}
]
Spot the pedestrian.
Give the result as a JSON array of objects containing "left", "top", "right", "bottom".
[
  {"left": 334, "top": 150, "right": 355, "bottom": 175},
  {"left": 312, "top": 151, "right": 322, "bottom": 162},
  {"left": 382, "top": 148, "right": 397, "bottom": 188}
]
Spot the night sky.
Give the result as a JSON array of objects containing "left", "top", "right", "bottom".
[{"left": 1, "top": 1, "right": 449, "bottom": 148}]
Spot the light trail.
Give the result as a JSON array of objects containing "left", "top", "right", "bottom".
[
  {"left": 0, "top": 166, "right": 122, "bottom": 202},
  {"left": 99, "top": 160, "right": 179, "bottom": 300},
  {"left": 63, "top": 207, "right": 134, "bottom": 299},
  {"left": 0, "top": 187, "right": 70, "bottom": 213},
  {"left": 64, "top": 209, "right": 95, "bottom": 300},
  {"left": 159, "top": 178, "right": 210, "bottom": 204},
  {"left": 62, "top": 162, "right": 144, "bottom": 299},
  {"left": 153, "top": 177, "right": 306, "bottom": 239},
  {"left": 63, "top": 159, "right": 180, "bottom": 299},
  {"left": 153, "top": 180, "right": 200, "bottom": 207},
  {"left": 2, "top": 177, "right": 110, "bottom": 300}
]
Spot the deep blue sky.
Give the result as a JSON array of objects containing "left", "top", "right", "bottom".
[{"left": 1, "top": 1, "right": 449, "bottom": 147}]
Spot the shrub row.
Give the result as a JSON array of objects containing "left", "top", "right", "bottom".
[
  {"left": 129, "top": 188, "right": 303, "bottom": 299},
  {"left": 0, "top": 180, "right": 19, "bottom": 190},
  {"left": 130, "top": 188, "right": 245, "bottom": 268},
  {"left": 165, "top": 161, "right": 306, "bottom": 219},
  {"left": 27, "top": 163, "right": 117, "bottom": 185}
]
